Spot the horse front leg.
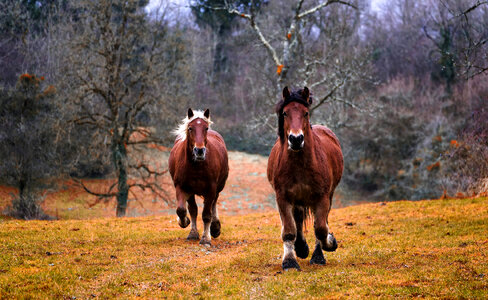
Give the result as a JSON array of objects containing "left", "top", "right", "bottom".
[
  {"left": 186, "top": 195, "right": 199, "bottom": 240},
  {"left": 210, "top": 193, "right": 221, "bottom": 238},
  {"left": 175, "top": 187, "right": 190, "bottom": 228},
  {"left": 310, "top": 196, "right": 337, "bottom": 265},
  {"left": 277, "top": 195, "right": 300, "bottom": 270}
]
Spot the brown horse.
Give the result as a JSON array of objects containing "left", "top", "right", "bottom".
[
  {"left": 169, "top": 108, "right": 229, "bottom": 246},
  {"left": 267, "top": 87, "right": 343, "bottom": 270}
]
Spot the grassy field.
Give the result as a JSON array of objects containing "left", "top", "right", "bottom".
[{"left": 1, "top": 196, "right": 487, "bottom": 298}]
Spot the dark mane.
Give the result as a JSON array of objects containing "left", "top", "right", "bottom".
[{"left": 275, "top": 88, "right": 313, "bottom": 142}]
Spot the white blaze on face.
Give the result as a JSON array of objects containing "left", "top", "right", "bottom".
[{"left": 197, "top": 120, "right": 201, "bottom": 124}]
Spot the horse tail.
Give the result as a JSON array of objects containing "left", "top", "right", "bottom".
[{"left": 303, "top": 207, "right": 311, "bottom": 232}]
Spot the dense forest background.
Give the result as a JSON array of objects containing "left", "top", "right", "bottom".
[{"left": 0, "top": 0, "right": 487, "bottom": 219}]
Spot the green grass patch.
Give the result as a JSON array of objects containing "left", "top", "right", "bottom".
[{"left": 0, "top": 198, "right": 487, "bottom": 298}]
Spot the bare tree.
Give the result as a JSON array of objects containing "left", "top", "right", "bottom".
[
  {"left": 191, "top": 0, "right": 373, "bottom": 154},
  {"left": 214, "top": 0, "right": 368, "bottom": 110},
  {"left": 422, "top": 0, "right": 488, "bottom": 83},
  {"left": 67, "top": 0, "right": 191, "bottom": 217},
  {"left": 0, "top": 74, "right": 64, "bottom": 219},
  {"left": 448, "top": 0, "right": 488, "bottom": 79}
]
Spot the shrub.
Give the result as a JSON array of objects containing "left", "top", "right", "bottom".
[{"left": 4, "top": 193, "right": 52, "bottom": 220}]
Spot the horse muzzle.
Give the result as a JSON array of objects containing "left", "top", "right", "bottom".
[
  {"left": 288, "top": 133, "right": 304, "bottom": 151},
  {"left": 193, "top": 146, "right": 206, "bottom": 161}
]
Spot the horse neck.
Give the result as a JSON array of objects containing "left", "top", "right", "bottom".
[{"left": 184, "top": 137, "right": 193, "bottom": 163}]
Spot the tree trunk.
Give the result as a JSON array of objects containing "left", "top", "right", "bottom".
[
  {"left": 19, "top": 176, "right": 26, "bottom": 200},
  {"left": 212, "top": 24, "right": 231, "bottom": 84},
  {"left": 113, "top": 141, "right": 129, "bottom": 217}
]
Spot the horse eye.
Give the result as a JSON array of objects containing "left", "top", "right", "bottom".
[
  {"left": 304, "top": 112, "right": 309, "bottom": 117},
  {"left": 283, "top": 112, "right": 287, "bottom": 117},
  {"left": 188, "top": 127, "right": 192, "bottom": 132},
  {"left": 205, "top": 128, "right": 209, "bottom": 131}
]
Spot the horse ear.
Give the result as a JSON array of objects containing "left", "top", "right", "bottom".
[
  {"left": 302, "top": 87, "right": 311, "bottom": 104},
  {"left": 283, "top": 86, "right": 290, "bottom": 99},
  {"left": 204, "top": 108, "right": 210, "bottom": 119},
  {"left": 187, "top": 108, "right": 194, "bottom": 119}
]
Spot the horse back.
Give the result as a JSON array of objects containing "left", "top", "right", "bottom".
[
  {"left": 312, "top": 125, "right": 343, "bottom": 189},
  {"left": 204, "top": 130, "right": 229, "bottom": 192}
]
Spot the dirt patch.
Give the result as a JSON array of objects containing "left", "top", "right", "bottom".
[{"left": 0, "top": 151, "right": 277, "bottom": 219}]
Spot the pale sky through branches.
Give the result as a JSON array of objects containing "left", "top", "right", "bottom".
[{"left": 145, "top": 0, "right": 388, "bottom": 17}]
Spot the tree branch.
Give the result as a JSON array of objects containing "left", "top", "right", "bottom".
[
  {"left": 223, "top": 2, "right": 281, "bottom": 66},
  {"left": 298, "top": 0, "right": 357, "bottom": 19},
  {"left": 72, "top": 177, "right": 117, "bottom": 200}
]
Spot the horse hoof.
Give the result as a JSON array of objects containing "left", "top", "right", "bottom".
[
  {"left": 295, "top": 239, "right": 309, "bottom": 259},
  {"left": 178, "top": 216, "right": 190, "bottom": 228},
  {"left": 323, "top": 233, "right": 338, "bottom": 252},
  {"left": 210, "top": 220, "right": 221, "bottom": 238},
  {"left": 187, "top": 231, "right": 200, "bottom": 240},
  {"left": 310, "top": 254, "right": 326, "bottom": 265},
  {"left": 282, "top": 258, "right": 301, "bottom": 271},
  {"left": 310, "top": 244, "right": 326, "bottom": 265},
  {"left": 199, "top": 239, "right": 211, "bottom": 247}
]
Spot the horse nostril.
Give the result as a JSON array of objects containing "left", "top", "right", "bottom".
[
  {"left": 289, "top": 134, "right": 303, "bottom": 143},
  {"left": 288, "top": 134, "right": 304, "bottom": 149}
]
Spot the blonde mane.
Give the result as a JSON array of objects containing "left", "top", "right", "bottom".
[{"left": 173, "top": 110, "right": 213, "bottom": 141}]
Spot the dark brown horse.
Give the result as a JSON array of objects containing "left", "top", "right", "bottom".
[
  {"left": 169, "top": 108, "right": 229, "bottom": 246},
  {"left": 267, "top": 87, "right": 343, "bottom": 270}
]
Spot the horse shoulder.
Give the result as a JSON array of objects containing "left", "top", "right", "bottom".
[
  {"left": 208, "top": 130, "right": 225, "bottom": 145},
  {"left": 312, "top": 125, "right": 341, "bottom": 148},
  {"left": 206, "top": 129, "right": 226, "bottom": 154},
  {"left": 205, "top": 130, "right": 229, "bottom": 191},
  {"left": 312, "top": 125, "right": 344, "bottom": 186}
]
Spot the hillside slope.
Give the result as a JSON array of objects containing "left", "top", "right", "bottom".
[{"left": 1, "top": 197, "right": 487, "bottom": 298}]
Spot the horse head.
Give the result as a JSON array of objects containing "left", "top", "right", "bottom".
[
  {"left": 186, "top": 108, "right": 211, "bottom": 161},
  {"left": 276, "top": 86, "right": 313, "bottom": 151}
]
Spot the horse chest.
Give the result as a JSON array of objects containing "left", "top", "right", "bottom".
[
  {"left": 285, "top": 182, "right": 313, "bottom": 201},
  {"left": 276, "top": 158, "right": 327, "bottom": 203},
  {"left": 178, "top": 165, "right": 214, "bottom": 194}
]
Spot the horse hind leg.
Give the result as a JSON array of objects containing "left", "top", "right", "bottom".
[
  {"left": 210, "top": 194, "right": 221, "bottom": 238},
  {"left": 310, "top": 239, "right": 326, "bottom": 265},
  {"left": 293, "top": 206, "right": 309, "bottom": 259},
  {"left": 186, "top": 195, "right": 199, "bottom": 240},
  {"left": 324, "top": 191, "right": 338, "bottom": 252}
]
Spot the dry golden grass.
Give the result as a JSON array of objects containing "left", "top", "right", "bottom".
[{"left": 1, "top": 197, "right": 487, "bottom": 298}]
